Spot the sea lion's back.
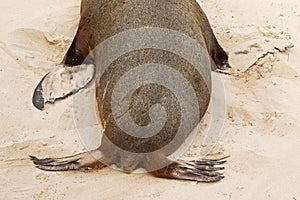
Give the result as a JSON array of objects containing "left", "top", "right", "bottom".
[{"left": 89, "top": 0, "right": 212, "bottom": 155}]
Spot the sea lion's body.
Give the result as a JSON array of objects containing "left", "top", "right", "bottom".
[{"left": 30, "top": 0, "right": 229, "bottom": 182}]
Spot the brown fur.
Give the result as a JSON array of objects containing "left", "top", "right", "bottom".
[{"left": 31, "top": 0, "right": 228, "bottom": 182}]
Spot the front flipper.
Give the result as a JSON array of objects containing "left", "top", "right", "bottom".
[
  {"left": 32, "top": 63, "right": 95, "bottom": 110},
  {"left": 30, "top": 149, "right": 106, "bottom": 171},
  {"left": 149, "top": 158, "right": 226, "bottom": 182}
]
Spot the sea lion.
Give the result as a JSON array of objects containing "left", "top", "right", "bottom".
[{"left": 30, "top": 0, "right": 229, "bottom": 182}]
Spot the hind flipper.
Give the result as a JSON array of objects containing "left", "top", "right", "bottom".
[
  {"left": 30, "top": 149, "right": 106, "bottom": 171},
  {"left": 148, "top": 158, "right": 226, "bottom": 182},
  {"left": 32, "top": 63, "right": 95, "bottom": 110}
]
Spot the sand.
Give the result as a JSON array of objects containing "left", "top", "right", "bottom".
[{"left": 0, "top": 0, "right": 299, "bottom": 199}]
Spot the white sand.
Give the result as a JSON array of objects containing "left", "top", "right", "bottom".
[{"left": 0, "top": 0, "right": 299, "bottom": 199}]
